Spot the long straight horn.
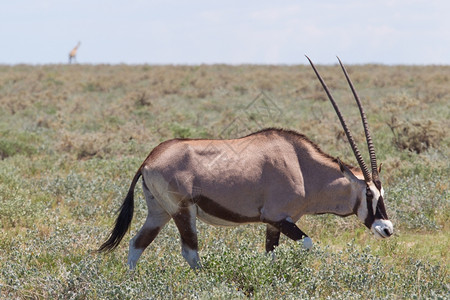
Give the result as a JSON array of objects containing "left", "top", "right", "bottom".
[
  {"left": 306, "top": 55, "right": 371, "bottom": 182},
  {"left": 336, "top": 57, "right": 379, "bottom": 182}
]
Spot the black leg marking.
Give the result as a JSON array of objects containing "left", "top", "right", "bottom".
[
  {"left": 172, "top": 207, "right": 202, "bottom": 269},
  {"left": 172, "top": 207, "right": 198, "bottom": 251},
  {"left": 267, "top": 219, "right": 308, "bottom": 241},
  {"left": 134, "top": 227, "right": 161, "bottom": 249},
  {"left": 265, "top": 224, "right": 281, "bottom": 252}
]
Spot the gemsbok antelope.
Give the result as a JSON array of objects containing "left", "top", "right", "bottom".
[{"left": 99, "top": 57, "right": 394, "bottom": 269}]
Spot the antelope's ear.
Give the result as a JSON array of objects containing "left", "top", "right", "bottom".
[
  {"left": 378, "top": 163, "right": 383, "bottom": 174},
  {"left": 337, "top": 157, "right": 360, "bottom": 183}
]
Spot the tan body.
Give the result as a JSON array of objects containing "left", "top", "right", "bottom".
[
  {"left": 145, "top": 129, "right": 361, "bottom": 225},
  {"left": 99, "top": 57, "right": 394, "bottom": 270}
]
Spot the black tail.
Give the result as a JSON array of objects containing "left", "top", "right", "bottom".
[{"left": 98, "top": 169, "right": 142, "bottom": 252}]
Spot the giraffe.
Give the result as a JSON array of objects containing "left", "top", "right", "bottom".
[{"left": 68, "top": 42, "right": 81, "bottom": 64}]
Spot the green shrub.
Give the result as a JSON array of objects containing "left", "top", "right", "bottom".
[{"left": 0, "top": 132, "right": 38, "bottom": 159}]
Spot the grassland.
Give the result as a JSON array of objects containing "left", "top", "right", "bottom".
[{"left": 0, "top": 63, "right": 448, "bottom": 299}]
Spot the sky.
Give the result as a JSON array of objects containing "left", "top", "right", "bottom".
[{"left": 1, "top": 0, "right": 449, "bottom": 65}]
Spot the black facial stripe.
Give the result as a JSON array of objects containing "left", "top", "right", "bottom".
[
  {"left": 376, "top": 196, "right": 389, "bottom": 219},
  {"left": 363, "top": 184, "right": 390, "bottom": 229},
  {"left": 364, "top": 189, "right": 375, "bottom": 228},
  {"left": 374, "top": 206, "right": 384, "bottom": 219}
]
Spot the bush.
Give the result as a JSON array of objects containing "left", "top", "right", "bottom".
[{"left": 387, "top": 117, "right": 445, "bottom": 154}]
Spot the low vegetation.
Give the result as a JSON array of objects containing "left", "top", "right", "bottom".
[{"left": 0, "top": 63, "right": 448, "bottom": 298}]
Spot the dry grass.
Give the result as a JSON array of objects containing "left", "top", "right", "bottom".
[{"left": 0, "top": 63, "right": 449, "bottom": 298}]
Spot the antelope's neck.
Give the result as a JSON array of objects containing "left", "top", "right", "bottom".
[{"left": 301, "top": 166, "right": 359, "bottom": 217}]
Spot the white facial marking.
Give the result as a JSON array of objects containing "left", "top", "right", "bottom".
[
  {"left": 356, "top": 188, "right": 368, "bottom": 223},
  {"left": 358, "top": 183, "right": 385, "bottom": 224},
  {"left": 372, "top": 194, "right": 378, "bottom": 214},
  {"left": 371, "top": 219, "right": 393, "bottom": 238},
  {"left": 369, "top": 183, "right": 382, "bottom": 214}
]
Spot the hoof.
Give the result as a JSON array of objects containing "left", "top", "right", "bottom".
[{"left": 302, "top": 237, "right": 313, "bottom": 250}]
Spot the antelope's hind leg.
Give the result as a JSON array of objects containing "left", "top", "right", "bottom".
[
  {"left": 127, "top": 184, "right": 171, "bottom": 269},
  {"left": 172, "top": 205, "right": 201, "bottom": 269}
]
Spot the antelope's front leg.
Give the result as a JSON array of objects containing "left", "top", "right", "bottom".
[
  {"left": 265, "top": 224, "right": 280, "bottom": 252},
  {"left": 266, "top": 217, "right": 312, "bottom": 250}
]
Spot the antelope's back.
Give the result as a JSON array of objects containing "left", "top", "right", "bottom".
[{"left": 141, "top": 130, "right": 306, "bottom": 214}]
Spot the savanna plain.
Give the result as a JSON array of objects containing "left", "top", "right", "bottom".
[{"left": 0, "top": 63, "right": 448, "bottom": 299}]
